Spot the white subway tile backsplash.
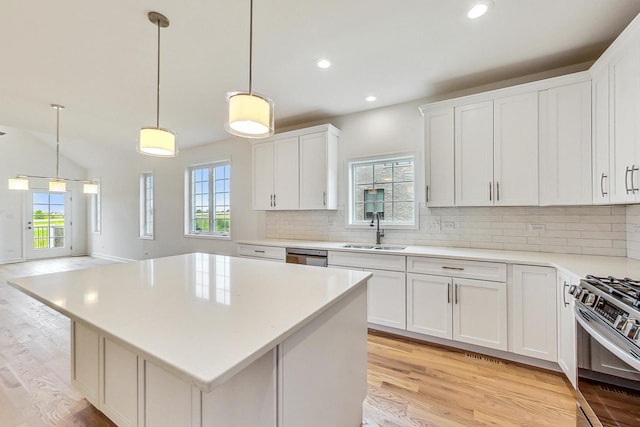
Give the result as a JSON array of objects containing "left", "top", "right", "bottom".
[{"left": 264, "top": 205, "right": 640, "bottom": 258}]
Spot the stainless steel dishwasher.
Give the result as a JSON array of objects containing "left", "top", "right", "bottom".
[{"left": 285, "top": 248, "right": 328, "bottom": 267}]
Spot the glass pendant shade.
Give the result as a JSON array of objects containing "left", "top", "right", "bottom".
[
  {"left": 8, "top": 178, "right": 29, "bottom": 190},
  {"left": 138, "top": 127, "right": 176, "bottom": 157},
  {"left": 49, "top": 180, "right": 67, "bottom": 192},
  {"left": 226, "top": 93, "right": 274, "bottom": 138},
  {"left": 83, "top": 183, "right": 99, "bottom": 194}
]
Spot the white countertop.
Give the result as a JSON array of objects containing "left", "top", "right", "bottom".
[
  {"left": 238, "top": 239, "right": 640, "bottom": 278},
  {"left": 7, "top": 253, "right": 371, "bottom": 392}
]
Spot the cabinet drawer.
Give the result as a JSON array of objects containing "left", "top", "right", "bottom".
[
  {"left": 406, "top": 256, "right": 506, "bottom": 282},
  {"left": 327, "top": 251, "right": 405, "bottom": 272},
  {"left": 237, "top": 245, "right": 285, "bottom": 261}
]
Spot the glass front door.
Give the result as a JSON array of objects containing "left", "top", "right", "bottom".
[{"left": 25, "top": 191, "right": 72, "bottom": 259}]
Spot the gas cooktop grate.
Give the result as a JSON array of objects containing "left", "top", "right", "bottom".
[{"left": 585, "top": 275, "right": 640, "bottom": 308}]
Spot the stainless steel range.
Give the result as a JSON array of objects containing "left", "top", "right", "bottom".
[{"left": 570, "top": 275, "right": 640, "bottom": 426}]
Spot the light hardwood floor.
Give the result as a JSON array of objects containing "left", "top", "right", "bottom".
[{"left": 1, "top": 257, "right": 577, "bottom": 426}]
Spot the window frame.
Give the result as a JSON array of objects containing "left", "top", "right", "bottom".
[
  {"left": 184, "top": 160, "right": 231, "bottom": 239},
  {"left": 90, "top": 179, "right": 101, "bottom": 235},
  {"left": 139, "top": 172, "right": 154, "bottom": 239},
  {"left": 347, "top": 154, "right": 417, "bottom": 229}
]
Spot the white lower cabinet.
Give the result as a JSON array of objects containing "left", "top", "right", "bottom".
[
  {"left": 557, "top": 271, "right": 577, "bottom": 388},
  {"left": 328, "top": 251, "right": 406, "bottom": 329},
  {"left": 510, "top": 265, "right": 558, "bottom": 362},
  {"left": 407, "top": 264, "right": 508, "bottom": 352},
  {"left": 236, "top": 244, "right": 285, "bottom": 262},
  {"left": 367, "top": 269, "right": 406, "bottom": 329}
]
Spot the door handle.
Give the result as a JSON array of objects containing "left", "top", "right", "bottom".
[
  {"left": 496, "top": 181, "right": 500, "bottom": 201},
  {"left": 273, "top": 194, "right": 276, "bottom": 207},
  {"left": 454, "top": 283, "right": 458, "bottom": 304},
  {"left": 447, "top": 283, "right": 451, "bottom": 304},
  {"left": 323, "top": 191, "right": 326, "bottom": 206},
  {"left": 633, "top": 165, "right": 639, "bottom": 193},
  {"left": 489, "top": 182, "right": 492, "bottom": 201},
  {"left": 626, "top": 166, "right": 632, "bottom": 194},
  {"left": 562, "top": 281, "right": 569, "bottom": 308},
  {"left": 600, "top": 173, "right": 608, "bottom": 197},
  {"left": 425, "top": 185, "right": 429, "bottom": 203},
  {"left": 270, "top": 194, "right": 273, "bottom": 207}
]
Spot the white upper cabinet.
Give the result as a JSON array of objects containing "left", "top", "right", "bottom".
[
  {"left": 454, "top": 93, "right": 539, "bottom": 207},
  {"left": 421, "top": 107, "right": 454, "bottom": 207},
  {"left": 592, "top": 63, "right": 611, "bottom": 204},
  {"left": 252, "top": 124, "right": 339, "bottom": 210},
  {"left": 493, "top": 93, "right": 539, "bottom": 206},
  {"left": 455, "top": 101, "right": 494, "bottom": 206},
  {"left": 539, "top": 81, "right": 592, "bottom": 205},
  {"left": 299, "top": 131, "right": 338, "bottom": 210},
  {"left": 608, "top": 41, "right": 640, "bottom": 203},
  {"left": 252, "top": 137, "right": 299, "bottom": 210}
]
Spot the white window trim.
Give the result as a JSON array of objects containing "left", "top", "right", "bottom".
[
  {"left": 346, "top": 153, "right": 419, "bottom": 230},
  {"left": 184, "top": 160, "right": 231, "bottom": 239},
  {"left": 139, "top": 172, "right": 154, "bottom": 240},
  {"left": 90, "top": 178, "right": 101, "bottom": 235}
]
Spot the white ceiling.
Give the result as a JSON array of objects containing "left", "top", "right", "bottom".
[{"left": 2, "top": 0, "right": 640, "bottom": 168}]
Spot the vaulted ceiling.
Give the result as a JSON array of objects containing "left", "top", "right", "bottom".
[{"left": 2, "top": 0, "right": 640, "bottom": 167}]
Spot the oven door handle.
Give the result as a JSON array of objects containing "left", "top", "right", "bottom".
[{"left": 575, "top": 307, "right": 640, "bottom": 372}]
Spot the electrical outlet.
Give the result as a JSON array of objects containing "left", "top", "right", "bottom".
[
  {"left": 442, "top": 221, "right": 455, "bottom": 231},
  {"left": 529, "top": 223, "right": 546, "bottom": 231},
  {"left": 426, "top": 221, "right": 441, "bottom": 231}
]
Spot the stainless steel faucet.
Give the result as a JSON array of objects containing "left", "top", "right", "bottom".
[{"left": 370, "top": 212, "right": 384, "bottom": 245}]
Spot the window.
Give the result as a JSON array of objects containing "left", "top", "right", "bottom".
[
  {"left": 187, "top": 162, "right": 230, "bottom": 237},
  {"left": 348, "top": 156, "right": 415, "bottom": 226},
  {"left": 91, "top": 180, "right": 101, "bottom": 234},
  {"left": 140, "top": 173, "right": 154, "bottom": 238}
]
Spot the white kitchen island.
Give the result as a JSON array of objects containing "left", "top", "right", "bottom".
[{"left": 7, "top": 253, "right": 371, "bottom": 427}]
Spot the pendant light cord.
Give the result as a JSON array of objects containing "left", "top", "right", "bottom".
[
  {"left": 55, "top": 106, "right": 60, "bottom": 180},
  {"left": 156, "top": 19, "right": 161, "bottom": 128},
  {"left": 249, "top": 0, "right": 253, "bottom": 95}
]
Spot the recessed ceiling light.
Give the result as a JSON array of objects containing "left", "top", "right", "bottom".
[
  {"left": 366, "top": 96, "right": 377, "bottom": 102},
  {"left": 468, "top": 1, "right": 492, "bottom": 19},
  {"left": 316, "top": 59, "right": 331, "bottom": 69}
]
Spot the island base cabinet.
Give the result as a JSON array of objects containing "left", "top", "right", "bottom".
[
  {"left": 280, "top": 284, "right": 367, "bottom": 427},
  {"left": 145, "top": 361, "right": 194, "bottom": 427},
  {"left": 102, "top": 339, "right": 138, "bottom": 427},
  {"left": 71, "top": 321, "right": 100, "bottom": 406}
]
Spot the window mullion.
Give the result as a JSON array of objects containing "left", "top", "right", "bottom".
[{"left": 209, "top": 166, "right": 215, "bottom": 233}]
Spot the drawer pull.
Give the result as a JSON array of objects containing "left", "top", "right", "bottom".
[
  {"left": 442, "top": 266, "right": 464, "bottom": 271},
  {"left": 254, "top": 250, "right": 266, "bottom": 253}
]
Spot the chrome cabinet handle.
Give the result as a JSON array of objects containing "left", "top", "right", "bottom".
[
  {"left": 270, "top": 194, "right": 274, "bottom": 207},
  {"left": 626, "top": 166, "right": 632, "bottom": 194},
  {"left": 633, "top": 165, "right": 639, "bottom": 193},
  {"left": 455, "top": 283, "right": 459, "bottom": 304},
  {"left": 600, "top": 173, "right": 608, "bottom": 197},
  {"left": 489, "top": 182, "right": 492, "bottom": 201},
  {"left": 273, "top": 194, "right": 276, "bottom": 207},
  {"left": 323, "top": 191, "right": 326, "bottom": 206},
  {"left": 426, "top": 185, "right": 429, "bottom": 203},
  {"left": 447, "top": 283, "right": 451, "bottom": 304},
  {"left": 562, "top": 281, "right": 569, "bottom": 308},
  {"left": 442, "top": 266, "right": 464, "bottom": 271},
  {"left": 254, "top": 250, "right": 265, "bottom": 253},
  {"left": 496, "top": 181, "right": 500, "bottom": 201}
]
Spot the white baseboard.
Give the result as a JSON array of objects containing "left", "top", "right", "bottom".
[
  {"left": 0, "top": 257, "right": 24, "bottom": 265},
  {"left": 89, "top": 252, "right": 137, "bottom": 263}
]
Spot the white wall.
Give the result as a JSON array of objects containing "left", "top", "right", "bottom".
[
  {"left": 0, "top": 126, "right": 87, "bottom": 263},
  {"left": 87, "top": 137, "right": 261, "bottom": 261}
]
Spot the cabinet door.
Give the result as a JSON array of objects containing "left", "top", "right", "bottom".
[
  {"left": 252, "top": 142, "right": 275, "bottom": 210},
  {"left": 557, "top": 272, "right": 577, "bottom": 388},
  {"left": 453, "top": 278, "right": 507, "bottom": 351},
  {"left": 407, "top": 273, "right": 452, "bottom": 339},
  {"left": 424, "top": 108, "right": 454, "bottom": 207},
  {"left": 273, "top": 137, "right": 299, "bottom": 210},
  {"left": 299, "top": 132, "right": 329, "bottom": 209},
  {"left": 510, "top": 265, "right": 557, "bottom": 361},
  {"left": 592, "top": 65, "right": 611, "bottom": 204},
  {"left": 609, "top": 43, "right": 640, "bottom": 203},
  {"left": 455, "top": 101, "right": 494, "bottom": 206},
  {"left": 539, "top": 82, "right": 592, "bottom": 205},
  {"left": 367, "top": 269, "right": 406, "bottom": 329},
  {"left": 493, "top": 93, "right": 539, "bottom": 206}
]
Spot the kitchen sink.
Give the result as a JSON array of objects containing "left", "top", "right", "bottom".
[{"left": 342, "top": 244, "right": 406, "bottom": 251}]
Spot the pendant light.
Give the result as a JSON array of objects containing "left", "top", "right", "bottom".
[
  {"left": 7, "top": 104, "right": 98, "bottom": 194},
  {"left": 138, "top": 11, "right": 177, "bottom": 157},
  {"left": 225, "top": 0, "right": 274, "bottom": 138}
]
